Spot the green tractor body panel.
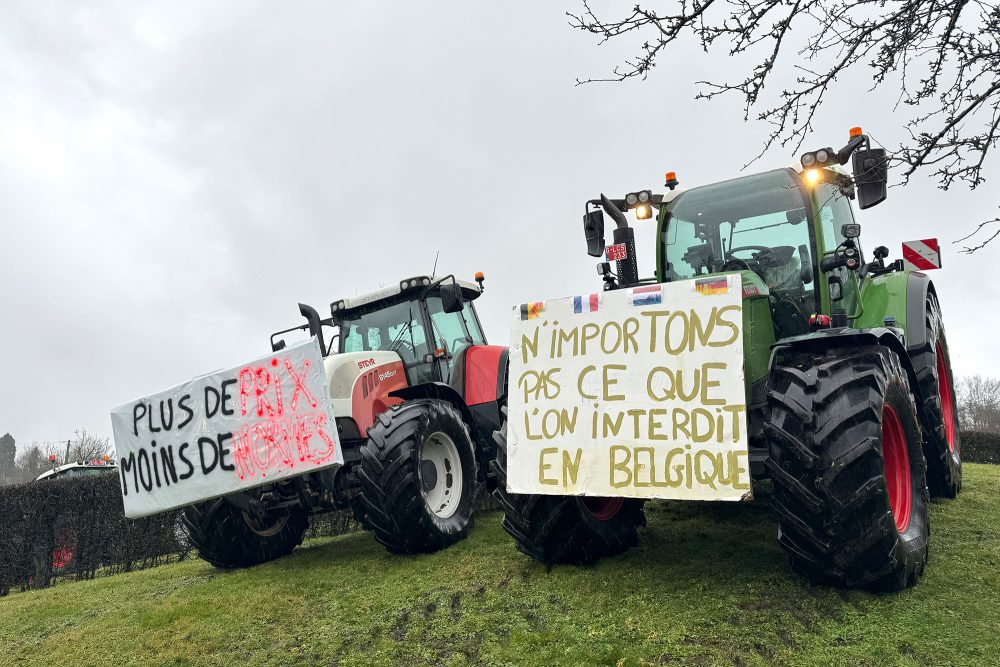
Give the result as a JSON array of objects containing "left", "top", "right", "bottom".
[
  {"left": 738, "top": 270, "right": 775, "bottom": 404},
  {"left": 853, "top": 269, "right": 909, "bottom": 333}
]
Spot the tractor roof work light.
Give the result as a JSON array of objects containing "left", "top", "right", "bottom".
[
  {"left": 624, "top": 190, "right": 654, "bottom": 219},
  {"left": 804, "top": 168, "right": 822, "bottom": 186}
]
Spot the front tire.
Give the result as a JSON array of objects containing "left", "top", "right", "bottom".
[
  {"left": 358, "top": 399, "right": 477, "bottom": 553},
  {"left": 765, "top": 344, "right": 930, "bottom": 591},
  {"left": 181, "top": 497, "right": 309, "bottom": 569},
  {"left": 491, "top": 408, "right": 644, "bottom": 565},
  {"left": 910, "top": 293, "right": 961, "bottom": 497}
]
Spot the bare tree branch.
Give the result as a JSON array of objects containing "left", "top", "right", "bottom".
[{"left": 570, "top": 0, "right": 1000, "bottom": 250}]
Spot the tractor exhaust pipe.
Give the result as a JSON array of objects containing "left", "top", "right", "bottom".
[
  {"left": 600, "top": 194, "right": 639, "bottom": 288},
  {"left": 298, "top": 303, "right": 327, "bottom": 355}
]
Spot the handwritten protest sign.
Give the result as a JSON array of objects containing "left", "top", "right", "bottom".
[
  {"left": 507, "top": 276, "right": 751, "bottom": 501},
  {"left": 110, "top": 338, "right": 342, "bottom": 518}
]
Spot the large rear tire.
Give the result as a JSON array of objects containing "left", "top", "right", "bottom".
[
  {"left": 181, "top": 496, "right": 309, "bottom": 569},
  {"left": 910, "top": 293, "right": 962, "bottom": 497},
  {"left": 765, "top": 344, "right": 930, "bottom": 591},
  {"left": 357, "top": 399, "right": 477, "bottom": 553},
  {"left": 491, "top": 408, "right": 644, "bottom": 565}
]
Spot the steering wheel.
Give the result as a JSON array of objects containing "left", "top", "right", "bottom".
[{"left": 726, "top": 245, "right": 771, "bottom": 260}]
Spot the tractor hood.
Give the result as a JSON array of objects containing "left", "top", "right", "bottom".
[{"left": 322, "top": 350, "right": 409, "bottom": 435}]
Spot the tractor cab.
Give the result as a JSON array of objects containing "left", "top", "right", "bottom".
[
  {"left": 329, "top": 275, "right": 488, "bottom": 386},
  {"left": 660, "top": 167, "right": 858, "bottom": 338},
  {"left": 583, "top": 127, "right": 890, "bottom": 339},
  {"left": 271, "top": 273, "right": 490, "bottom": 389}
]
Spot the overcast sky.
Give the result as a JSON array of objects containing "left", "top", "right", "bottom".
[{"left": 2, "top": 2, "right": 997, "bottom": 446}]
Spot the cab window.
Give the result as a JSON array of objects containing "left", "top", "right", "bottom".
[
  {"left": 426, "top": 296, "right": 476, "bottom": 355},
  {"left": 339, "top": 300, "right": 430, "bottom": 365}
]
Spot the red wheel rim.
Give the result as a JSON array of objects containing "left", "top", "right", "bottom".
[
  {"left": 583, "top": 497, "right": 624, "bottom": 521},
  {"left": 882, "top": 405, "right": 912, "bottom": 533},
  {"left": 936, "top": 341, "right": 956, "bottom": 452}
]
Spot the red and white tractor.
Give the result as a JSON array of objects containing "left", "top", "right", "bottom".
[{"left": 182, "top": 274, "right": 508, "bottom": 568}]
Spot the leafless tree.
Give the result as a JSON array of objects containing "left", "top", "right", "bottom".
[
  {"left": 957, "top": 374, "right": 1000, "bottom": 432},
  {"left": 14, "top": 442, "right": 62, "bottom": 482},
  {"left": 569, "top": 1, "right": 1000, "bottom": 251},
  {"left": 68, "top": 428, "right": 112, "bottom": 462}
]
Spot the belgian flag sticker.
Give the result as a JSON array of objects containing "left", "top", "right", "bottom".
[{"left": 519, "top": 302, "right": 545, "bottom": 320}]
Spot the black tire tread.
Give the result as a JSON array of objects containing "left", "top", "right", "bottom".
[
  {"left": 181, "top": 497, "right": 308, "bottom": 569},
  {"left": 357, "top": 399, "right": 477, "bottom": 554},
  {"left": 765, "top": 344, "right": 930, "bottom": 591},
  {"left": 909, "top": 293, "right": 962, "bottom": 497},
  {"left": 490, "top": 407, "right": 644, "bottom": 565}
]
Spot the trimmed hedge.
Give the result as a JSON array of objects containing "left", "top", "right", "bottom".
[
  {"left": 0, "top": 472, "right": 497, "bottom": 595},
  {"left": 961, "top": 430, "right": 1000, "bottom": 464},
  {"left": 0, "top": 474, "right": 187, "bottom": 595},
  {"left": 9, "top": 431, "right": 987, "bottom": 595}
]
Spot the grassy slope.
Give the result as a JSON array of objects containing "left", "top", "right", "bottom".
[{"left": 2, "top": 464, "right": 998, "bottom": 667}]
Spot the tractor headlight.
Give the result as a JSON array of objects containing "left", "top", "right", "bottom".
[
  {"left": 635, "top": 204, "right": 652, "bottom": 220},
  {"left": 804, "top": 168, "right": 822, "bottom": 186},
  {"left": 637, "top": 190, "right": 650, "bottom": 203},
  {"left": 801, "top": 152, "right": 816, "bottom": 168},
  {"left": 816, "top": 148, "right": 830, "bottom": 164},
  {"left": 625, "top": 192, "right": 639, "bottom": 207}
]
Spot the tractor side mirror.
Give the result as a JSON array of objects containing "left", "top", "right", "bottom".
[
  {"left": 828, "top": 276, "right": 843, "bottom": 302},
  {"left": 852, "top": 148, "right": 888, "bottom": 210},
  {"left": 584, "top": 209, "right": 605, "bottom": 258},
  {"left": 440, "top": 283, "right": 464, "bottom": 313}
]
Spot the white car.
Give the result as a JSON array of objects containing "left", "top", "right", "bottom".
[{"left": 35, "top": 458, "right": 118, "bottom": 482}]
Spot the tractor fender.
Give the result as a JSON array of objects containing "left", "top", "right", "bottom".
[
  {"left": 769, "top": 326, "right": 920, "bottom": 394},
  {"left": 390, "top": 382, "right": 499, "bottom": 483},
  {"left": 451, "top": 345, "right": 508, "bottom": 406},
  {"left": 905, "top": 271, "right": 936, "bottom": 352},
  {"left": 389, "top": 383, "right": 477, "bottom": 431}
]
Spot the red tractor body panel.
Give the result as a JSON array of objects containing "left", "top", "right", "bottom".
[
  {"left": 350, "top": 360, "right": 408, "bottom": 434},
  {"left": 463, "top": 345, "right": 507, "bottom": 405}
]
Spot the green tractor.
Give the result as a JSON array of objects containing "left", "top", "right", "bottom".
[{"left": 491, "top": 128, "right": 960, "bottom": 591}]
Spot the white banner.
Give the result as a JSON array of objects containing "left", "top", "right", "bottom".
[
  {"left": 110, "top": 338, "right": 342, "bottom": 518},
  {"left": 507, "top": 276, "right": 751, "bottom": 501}
]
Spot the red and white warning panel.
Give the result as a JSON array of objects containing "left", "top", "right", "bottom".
[{"left": 902, "top": 238, "right": 941, "bottom": 271}]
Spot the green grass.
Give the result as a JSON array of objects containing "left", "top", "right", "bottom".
[{"left": 2, "top": 464, "right": 999, "bottom": 667}]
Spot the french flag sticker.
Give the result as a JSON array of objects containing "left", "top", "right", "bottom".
[{"left": 573, "top": 293, "right": 601, "bottom": 314}]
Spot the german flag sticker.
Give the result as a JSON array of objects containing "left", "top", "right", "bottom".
[
  {"left": 694, "top": 276, "right": 730, "bottom": 296},
  {"left": 520, "top": 301, "right": 545, "bottom": 320}
]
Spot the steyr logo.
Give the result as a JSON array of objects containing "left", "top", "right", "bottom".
[{"left": 357, "top": 358, "right": 377, "bottom": 369}]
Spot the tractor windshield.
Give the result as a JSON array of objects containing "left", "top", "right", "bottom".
[
  {"left": 339, "top": 299, "right": 431, "bottom": 366},
  {"left": 662, "top": 168, "right": 817, "bottom": 292}
]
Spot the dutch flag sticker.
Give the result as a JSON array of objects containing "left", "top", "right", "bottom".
[{"left": 629, "top": 285, "right": 663, "bottom": 307}]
